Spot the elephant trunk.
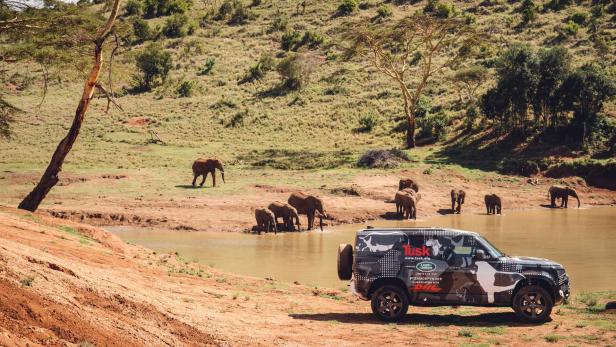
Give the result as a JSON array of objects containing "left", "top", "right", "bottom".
[
  {"left": 574, "top": 194, "right": 580, "bottom": 208},
  {"left": 319, "top": 215, "right": 323, "bottom": 231},
  {"left": 220, "top": 170, "right": 225, "bottom": 183}
]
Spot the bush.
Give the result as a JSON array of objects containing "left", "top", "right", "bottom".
[
  {"left": 417, "top": 110, "right": 449, "bottom": 140},
  {"left": 498, "top": 159, "right": 540, "bottom": 176},
  {"left": 562, "top": 20, "right": 579, "bottom": 36},
  {"left": 216, "top": 0, "right": 241, "bottom": 20},
  {"left": 464, "top": 104, "right": 479, "bottom": 131},
  {"left": 176, "top": 80, "right": 195, "bottom": 97},
  {"left": 464, "top": 13, "right": 476, "bottom": 24},
  {"left": 520, "top": 0, "right": 536, "bottom": 25},
  {"left": 357, "top": 149, "right": 409, "bottom": 169},
  {"left": 281, "top": 30, "right": 302, "bottom": 51},
  {"left": 269, "top": 13, "right": 288, "bottom": 32},
  {"left": 570, "top": 11, "right": 588, "bottom": 25},
  {"left": 358, "top": 114, "right": 379, "bottom": 132},
  {"left": 125, "top": 0, "right": 143, "bottom": 16},
  {"left": 227, "top": 109, "right": 248, "bottom": 128},
  {"left": 132, "top": 18, "right": 151, "bottom": 41},
  {"left": 229, "top": 6, "right": 255, "bottom": 25},
  {"left": 300, "top": 31, "right": 325, "bottom": 48},
  {"left": 250, "top": 0, "right": 261, "bottom": 6},
  {"left": 199, "top": 58, "right": 215, "bottom": 75},
  {"left": 143, "top": 0, "right": 190, "bottom": 18},
  {"left": 337, "top": 0, "right": 358, "bottom": 16},
  {"left": 135, "top": 44, "right": 172, "bottom": 90},
  {"left": 375, "top": 4, "right": 392, "bottom": 19},
  {"left": 162, "top": 13, "right": 194, "bottom": 37},
  {"left": 435, "top": 3, "right": 456, "bottom": 18},
  {"left": 276, "top": 54, "right": 316, "bottom": 91},
  {"left": 241, "top": 53, "right": 276, "bottom": 83},
  {"left": 423, "top": 0, "right": 438, "bottom": 13}
]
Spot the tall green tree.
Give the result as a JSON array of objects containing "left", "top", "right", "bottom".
[{"left": 348, "top": 13, "right": 475, "bottom": 148}]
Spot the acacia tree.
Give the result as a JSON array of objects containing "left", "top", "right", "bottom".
[
  {"left": 17, "top": 0, "right": 123, "bottom": 211},
  {"left": 348, "top": 14, "right": 475, "bottom": 148}
]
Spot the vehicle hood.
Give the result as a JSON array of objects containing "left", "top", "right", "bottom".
[{"left": 502, "top": 256, "right": 563, "bottom": 268}]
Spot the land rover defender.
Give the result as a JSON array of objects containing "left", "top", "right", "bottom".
[{"left": 337, "top": 228, "right": 570, "bottom": 323}]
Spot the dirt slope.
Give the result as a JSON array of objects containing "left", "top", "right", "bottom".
[{"left": 0, "top": 206, "right": 614, "bottom": 346}]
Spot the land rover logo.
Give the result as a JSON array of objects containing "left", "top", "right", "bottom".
[{"left": 416, "top": 262, "right": 437, "bottom": 272}]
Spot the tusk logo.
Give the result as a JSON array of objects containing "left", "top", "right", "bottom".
[{"left": 416, "top": 261, "right": 437, "bottom": 272}]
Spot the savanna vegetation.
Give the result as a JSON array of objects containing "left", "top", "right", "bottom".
[{"left": 1, "top": 0, "right": 615, "bottom": 211}]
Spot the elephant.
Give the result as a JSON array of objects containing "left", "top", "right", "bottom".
[
  {"left": 484, "top": 194, "right": 502, "bottom": 215},
  {"left": 395, "top": 189, "right": 420, "bottom": 216},
  {"left": 268, "top": 201, "right": 301, "bottom": 231},
  {"left": 255, "top": 208, "right": 277, "bottom": 234},
  {"left": 191, "top": 158, "right": 225, "bottom": 187},
  {"left": 450, "top": 189, "right": 466, "bottom": 214},
  {"left": 548, "top": 185, "right": 580, "bottom": 208},
  {"left": 288, "top": 192, "right": 326, "bottom": 231},
  {"left": 399, "top": 179, "right": 419, "bottom": 192},
  {"left": 400, "top": 193, "right": 418, "bottom": 220}
]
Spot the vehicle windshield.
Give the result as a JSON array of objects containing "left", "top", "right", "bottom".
[{"left": 476, "top": 235, "right": 505, "bottom": 258}]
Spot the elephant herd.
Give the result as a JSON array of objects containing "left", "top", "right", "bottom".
[
  {"left": 255, "top": 192, "right": 327, "bottom": 234},
  {"left": 188, "top": 158, "right": 581, "bottom": 232},
  {"left": 393, "top": 179, "right": 580, "bottom": 219}
]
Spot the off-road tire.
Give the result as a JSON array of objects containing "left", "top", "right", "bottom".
[
  {"left": 371, "top": 285, "right": 409, "bottom": 322},
  {"left": 337, "top": 243, "right": 353, "bottom": 280},
  {"left": 512, "top": 285, "right": 553, "bottom": 323}
]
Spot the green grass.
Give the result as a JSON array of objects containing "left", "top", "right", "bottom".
[
  {"left": 544, "top": 334, "right": 564, "bottom": 343},
  {"left": 458, "top": 328, "right": 474, "bottom": 338}
]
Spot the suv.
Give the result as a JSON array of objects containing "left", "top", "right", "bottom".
[{"left": 337, "top": 228, "right": 570, "bottom": 323}]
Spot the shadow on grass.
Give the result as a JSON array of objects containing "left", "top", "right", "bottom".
[
  {"left": 175, "top": 184, "right": 206, "bottom": 189},
  {"left": 290, "top": 311, "right": 544, "bottom": 327}
]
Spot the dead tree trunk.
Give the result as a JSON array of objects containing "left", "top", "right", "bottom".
[{"left": 18, "top": 0, "right": 121, "bottom": 212}]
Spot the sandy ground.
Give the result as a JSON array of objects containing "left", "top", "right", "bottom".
[
  {"left": 3, "top": 168, "right": 615, "bottom": 232},
  {"left": 0, "top": 206, "right": 615, "bottom": 346}
]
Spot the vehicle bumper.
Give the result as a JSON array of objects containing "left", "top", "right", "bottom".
[{"left": 554, "top": 277, "right": 570, "bottom": 305}]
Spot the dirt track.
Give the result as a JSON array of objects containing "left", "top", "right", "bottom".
[{"left": 0, "top": 206, "right": 615, "bottom": 346}]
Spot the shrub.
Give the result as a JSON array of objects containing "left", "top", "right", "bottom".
[
  {"left": 570, "top": 11, "right": 588, "bottom": 25},
  {"left": 375, "top": 4, "right": 392, "bottom": 19},
  {"left": 199, "top": 58, "right": 215, "bottom": 75},
  {"left": 162, "top": 13, "right": 194, "bottom": 37},
  {"left": 520, "top": 0, "right": 536, "bottom": 25},
  {"left": 135, "top": 44, "right": 172, "bottom": 90},
  {"left": 276, "top": 54, "right": 316, "bottom": 91},
  {"left": 357, "top": 149, "right": 409, "bottom": 169},
  {"left": 143, "top": 0, "right": 190, "bottom": 18},
  {"left": 464, "top": 13, "right": 476, "bottom": 24},
  {"left": 464, "top": 104, "right": 479, "bottom": 131},
  {"left": 358, "top": 114, "right": 379, "bottom": 132},
  {"left": 435, "top": 3, "right": 456, "bottom": 18},
  {"left": 250, "top": 0, "right": 261, "bottom": 6},
  {"left": 300, "top": 31, "right": 325, "bottom": 48},
  {"left": 229, "top": 6, "right": 255, "bottom": 25},
  {"left": 337, "top": 0, "right": 358, "bottom": 16},
  {"left": 227, "top": 109, "right": 249, "bottom": 128},
  {"left": 216, "top": 0, "right": 241, "bottom": 20},
  {"left": 423, "top": 0, "right": 438, "bottom": 13},
  {"left": 498, "top": 159, "right": 540, "bottom": 176},
  {"left": 562, "top": 20, "right": 579, "bottom": 36},
  {"left": 545, "top": 0, "right": 572, "bottom": 11},
  {"left": 132, "top": 18, "right": 151, "bottom": 41},
  {"left": 176, "top": 80, "right": 195, "bottom": 97},
  {"left": 269, "top": 13, "right": 288, "bottom": 32},
  {"left": 124, "top": 0, "right": 143, "bottom": 16},
  {"left": 281, "top": 30, "right": 302, "bottom": 51},
  {"left": 417, "top": 110, "right": 449, "bottom": 140}
]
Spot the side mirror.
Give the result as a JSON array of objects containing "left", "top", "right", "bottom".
[{"left": 475, "top": 249, "right": 489, "bottom": 260}]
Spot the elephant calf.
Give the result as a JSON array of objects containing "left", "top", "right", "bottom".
[
  {"left": 400, "top": 193, "right": 418, "bottom": 220},
  {"left": 192, "top": 158, "right": 225, "bottom": 187},
  {"left": 395, "top": 189, "right": 420, "bottom": 217},
  {"left": 255, "top": 208, "right": 277, "bottom": 234},
  {"left": 399, "top": 179, "right": 419, "bottom": 192},
  {"left": 288, "top": 192, "right": 326, "bottom": 231},
  {"left": 548, "top": 185, "right": 580, "bottom": 208},
  {"left": 484, "top": 194, "right": 502, "bottom": 215},
  {"left": 268, "top": 201, "right": 301, "bottom": 231},
  {"left": 450, "top": 189, "right": 466, "bottom": 214}
]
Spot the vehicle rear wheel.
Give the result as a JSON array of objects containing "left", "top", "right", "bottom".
[
  {"left": 371, "top": 285, "right": 409, "bottom": 322},
  {"left": 512, "top": 285, "right": 553, "bottom": 323},
  {"left": 337, "top": 243, "right": 353, "bottom": 280}
]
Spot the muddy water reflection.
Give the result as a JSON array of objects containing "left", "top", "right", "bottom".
[{"left": 112, "top": 208, "right": 616, "bottom": 292}]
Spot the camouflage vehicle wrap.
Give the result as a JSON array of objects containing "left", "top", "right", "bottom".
[{"left": 351, "top": 228, "right": 570, "bottom": 307}]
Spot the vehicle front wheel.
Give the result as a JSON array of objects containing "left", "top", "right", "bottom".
[
  {"left": 512, "top": 285, "right": 553, "bottom": 323},
  {"left": 370, "top": 285, "right": 409, "bottom": 322}
]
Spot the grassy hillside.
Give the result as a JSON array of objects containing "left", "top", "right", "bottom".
[{"left": 1, "top": 0, "right": 615, "bottom": 179}]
